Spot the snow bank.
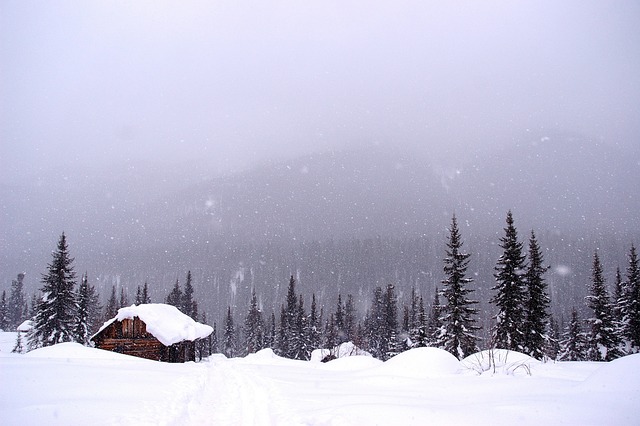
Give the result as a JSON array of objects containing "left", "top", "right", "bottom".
[
  {"left": 95, "top": 303, "right": 213, "bottom": 346},
  {"left": 377, "top": 347, "right": 462, "bottom": 377},
  {"left": 321, "top": 355, "right": 383, "bottom": 371},
  {"left": 310, "top": 341, "right": 372, "bottom": 362},
  {"left": 582, "top": 353, "right": 640, "bottom": 391},
  {"left": 25, "top": 342, "right": 150, "bottom": 360},
  {"left": 461, "top": 349, "right": 540, "bottom": 376}
]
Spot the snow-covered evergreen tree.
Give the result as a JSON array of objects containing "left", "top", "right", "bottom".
[
  {"left": 523, "top": 230, "right": 550, "bottom": 359},
  {"left": 623, "top": 244, "right": 640, "bottom": 352},
  {"left": 223, "top": 306, "right": 236, "bottom": 358},
  {"left": 344, "top": 294, "right": 357, "bottom": 344},
  {"left": 73, "top": 273, "right": 92, "bottom": 345},
  {"left": 165, "top": 279, "right": 182, "bottom": 308},
  {"left": 141, "top": 282, "right": 151, "bottom": 304},
  {"left": 182, "top": 271, "right": 198, "bottom": 320},
  {"left": 308, "top": 293, "right": 322, "bottom": 351},
  {"left": 440, "top": 215, "right": 480, "bottom": 359},
  {"left": 243, "top": 289, "right": 264, "bottom": 355},
  {"left": 383, "top": 283, "right": 399, "bottom": 360},
  {"left": 12, "top": 331, "right": 25, "bottom": 354},
  {"left": 104, "top": 286, "right": 118, "bottom": 321},
  {"left": 559, "top": 308, "right": 586, "bottom": 361},
  {"left": 364, "top": 286, "right": 384, "bottom": 359},
  {"left": 8, "top": 273, "right": 26, "bottom": 329},
  {"left": 544, "top": 315, "right": 561, "bottom": 361},
  {"left": 210, "top": 322, "right": 219, "bottom": 354},
  {"left": 0, "top": 291, "right": 9, "bottom": 331},
  {"left": 28, "top": 233, "right": 77, "bottom": 349},
  {"left": 335, "top": 294, "right": 345, "bottom": 344},
  {"left": 427, "top": 287, "right": 443, "bottom": 347},
  {"left": 491, "top": 211, "right": 527, "bottom": 352},
  {"left": 119, "top": 287, "right": 129, "bottom": 308},
  {"left": 294, "top": 294, "right": 310, "bottom": 360},
  {"left": 585, "top": 252, "right": 622, "bottom": 361}
]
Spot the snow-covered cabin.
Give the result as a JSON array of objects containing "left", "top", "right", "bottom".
[{"left": 91, "top": 304, "right": 213, "bottom": 363}]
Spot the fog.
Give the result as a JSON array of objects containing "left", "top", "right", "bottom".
[
  {"left": 2, "top": 1, "right": 639, "bottom": 179},
  {"left": 1, "top": 2, "right": 639, "bottom": 323}
]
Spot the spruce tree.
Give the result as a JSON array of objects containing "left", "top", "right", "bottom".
[
  {"left": 119, "top": 287, "right": 129, "bottom": 308},
  {"left": 165, "top": 279, "right": 182, "bottom": 308},
  {"left": 491, "top": 211, "right": 527, "bottom": 352},
  {"left": 73, "top": 273, "right": 92, "bottom": 345},
  {"left": 9, "top": 273, "right": 26, "bottom": 328},
  {"left": 182, "top": 271, "right": 198, "bottom": 320},
  {"left": 427, "top": 287, "right": 443, "bottom": 347},
  {"left": 364, "top": 286, "right": 385, "bottom": 359},
  {"left": 243, "top": 290, "right": 264, "bottom": 355},
  {"left": 281, "top": 275, "right": 299, "bottom": 358},
  {"left": 382, "top": 283, "right": 399, "bottom": 360},
  {"left": 523, "top": 230, "right": 550, "bottom": 359},
  {"left": 308, "top": 294, "right": 322, "bottom": 351},
  {"left": 12, "top": 331, "right": 25, "bottom": 354},
  {"left": 406, "top": 288, "right": 421, "bottom": 348},
  {"left": 223, "top": 306, "right": 236, "bottom": 358},
  {"left": 210, "top": 322, "right": 219, "bottom": 354},
  {"left": 28, "top": 233, "right": 77, "bottom": 349},
  {"left": 104, "top": 286, "right": 119, "bottom": 321},
  {"left": 141, "top": 282, "right": 151, "bottom": 304},
  {"left": 412, "top": 296, "right": 429, "bottom": 348},
  {"left": 585, "top": 252, "right": 621, "bottom": 361},
  {"left": 335, "top": 294, "right": 345, "bottom": 344},
  {"left": 559, "top": 308, "right": 586, "bottom": 361},
  {"left": 623, "top": 244, "right": 640, "bottom": 352},
  {"left": 440, "top": 215, "right": 480, "bottom": 359},
  {"left": 612, "top": 267, "right": 625, "bottom": 335},
  {"left": 344, "top": 294, "right": 357, "bottom": 344},
  {"left": 0, "top": 291, "right": 9, "bottom": 331}
]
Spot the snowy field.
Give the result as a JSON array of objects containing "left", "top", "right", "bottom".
[{"left": 1, "top": 334, "right": 639, "bottom": 426}]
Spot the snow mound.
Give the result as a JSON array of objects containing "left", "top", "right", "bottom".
[
  {"left": 17, "top": 320, "right": 33, "bottom": 332},
  {"left": 243, "top": 348, "right": 297, "bottom": 365},
  {"left": 26, "top": 342, "right": 148, "bottom": 360},
  {"left": 95, "top": 303, "right": 213, "bottom": 347},
  {"left": 461, "top": 349, "right": 540, "bottom": 376},
  {"left": 582, "top": 353, "right": 640, "bottom": 391},
  {"left": 321, "top": 355, "right": 382, "bottom": 371},
  {"left": 310, "top": 341, "right": 372, "bottom": 362},
  {"left": 377, "top": 347, "right": 462, "bottom": 377}
]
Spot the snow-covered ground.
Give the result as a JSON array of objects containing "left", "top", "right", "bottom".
[{"left": 1, "top": 334, "right": 639, "bottom": 425}]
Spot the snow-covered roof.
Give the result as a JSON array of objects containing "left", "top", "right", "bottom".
[{"left": 94, "top": 303, "right": 213, "bottom": 346}]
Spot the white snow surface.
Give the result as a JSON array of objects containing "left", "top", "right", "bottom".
[
  {"left": 95, "top": 303, "right": 213, "bottom": 346},
  {"left": 1, "top": 338, "right": 639, "bottom": 425}
]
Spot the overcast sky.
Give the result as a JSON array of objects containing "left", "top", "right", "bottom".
[{"left": 1, "top": 1, "right": 639, "bottom": 180}]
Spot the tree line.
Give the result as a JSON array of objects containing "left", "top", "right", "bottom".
[{"left": 3, "top": 211, "right": 639, "bottom": 363}]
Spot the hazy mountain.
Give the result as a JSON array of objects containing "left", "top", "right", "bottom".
[{"left": 1, "top": 134, "right": 638, "bottom": 327}]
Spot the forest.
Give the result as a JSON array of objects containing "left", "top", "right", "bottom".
[{"left": 4, "top": 210, "right": 638, "bottom": 364}]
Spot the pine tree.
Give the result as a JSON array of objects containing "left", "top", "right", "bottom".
[
  {"left": 440, "top": 215, "right": 480, "bottom": 359},
  {"left": 344, "top": 294, "right": 357, "bottom": 344},
  {"left": 623, "top": 244, "right": 640, "bottom": 352},
  {"left": 12, "top": 331, "right": 25, "bottom": 354},
  {"left": 0, "top": 291, "right": 9, "bottom": 331},
  {"left": 523, "top": 230, "right": 550, "bottom": 359},
  {"left": 281, "top": 275, "right": 299, "bottom": 358},
  {"left": 544, "top": 315, "right": 561, "bottom": 361},
  {"left": 559, "top": 308, "right": 586, "bottom": 361},
  {"left": 182, "top": 271, "right": 198, "bottom": 320},
  {"left": 335, "top": 294, "right": 345, "bottom": 344},
  {"left": 243, "top": 290, "right": 264, "bottom": 355},
  {"left": 612, "top": 267, "right": 625, "bottom": 333},
  {"left": 427, "top": 287, "right": 443, "bottom": 347},
  {"left": 264, "top": 312, "right": 276, "bottom": 349},
  {"left": 294, "top": 294, "right": 310, "bottom": 360},
  {"left": 104, "top": 286, "right": 119, "bottom": 320},
  {"left": 73, "top": 273, "right": 91, "bottom": 345},
  {"left": 308, "top": 294, "right": 322, "bottom": 351},
  {"left": 364, "top": 286, "right": 385, "bottom": 359},
  {"left": 413, "top": 296, "right": 429, "bottom": 348},
  {"left": 382, "top": 283, "right": 399, "bottom": 360},
  {"left": 141, "top": 282, "right": 151, "bottom": 304},
  {"left": 405, "top": 288, "right": 421, "bottom": 348},
  {"left": 28, "top": 233, "right": 77, "bottom": 349},
  {"left": 8, "top": 273, "right": 26, "bottom": 329},
  {"left": 119, "top": 287, "right": 129, "bottom": 308},
  {"left": 491, "top": 211, "right": 527, "bottom": 352},
  {"left": 585, "top": 252, "right": 621, "bottom": 361},
  {"left": 210, "top": 322, "right": 219, "bottom": 354},
  {"left": 165, "top": 279, "right": 182, "bottom": 308},
  {"left": 223, "top": 306, "right": 236, "bottom": 358}
]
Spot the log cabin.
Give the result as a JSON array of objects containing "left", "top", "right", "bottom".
[{"left": 91, "top": 303, "right": 213, "bottom": 363}]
